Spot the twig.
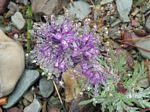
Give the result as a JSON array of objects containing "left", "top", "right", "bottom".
[
  {"left": 119, "top": 40, "right": 150, "bottom": 53},
  {"left": 122, "top": 37, "right": 150, "bottom": 42},
  {"left": 140, "top": 108, "right": 150, "bottom": 112},
  {"left": 52, "top": 80, "right": 67, "bottom": 112}
]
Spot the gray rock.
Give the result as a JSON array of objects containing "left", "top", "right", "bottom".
[
  {"left": 39, "top": 78, "right": 54, "bottom": 98},
  {"left": 111, "top": 19, "right": 121, "bottom": 27},
  {"left": 137, "top": 78, "right": 149, "bottom": 88},
  {"left": 7, "top": 1, "right": 17, "bottom": 11},
  {"left": 24, "top": 99, "right": 41, "bottom": 112},
  {"left": 20, "top": 0, "right": 28, "bottom": 5},
  {"left": 3, "top": 70, "right": 40, "bottom": 109},
  {"left": 68, "top": 1, "right": 91, "bottom": 20},
  {"left": 116, "top": 0, "right": 132, "bottom": 22},
  {"left": 23, "top": 91, "right": 34, "bottom": 102},
  {"left": 101, "top": 0, "right": 113, "bottom": 5},
  {"left": 135, "top": 39, "right": 150, "bottom": 59},
  {"left": 0, "top": 30, "right": 24, "bottom": 98},
  {"left": 5, "top": 1, "right": 17, "bottom": 18},
  {"left": 0, "top": 26, "right": 12, "bottom": 33},
  {"left": 145, "top": 15, "right": 150, "bottom": 32},
  {"left": 11, "top": 12, "right": 26, "bottom": 30}
]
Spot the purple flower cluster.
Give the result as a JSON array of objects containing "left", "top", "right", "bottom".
[{"left": 32, "top": 15, "right": 105, "bottom": 85}]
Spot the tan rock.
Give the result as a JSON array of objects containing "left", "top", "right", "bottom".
[
  {"left": 31, "top": 0, "right": 59, "bottom": 16},
  {"left": 0, "top": 30, "right": 24, "bottom": 97}
]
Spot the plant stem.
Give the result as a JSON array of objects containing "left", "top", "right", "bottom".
[
  {"left": 52, "top": 80, "right": 67, "bottom": 112},
  {"left": 27, "top": 4, "right": 32, "bottom": 53}
]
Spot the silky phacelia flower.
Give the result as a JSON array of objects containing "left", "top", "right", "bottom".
[{"left": 32, "top": 15, "right": 105, "bottom": 85}]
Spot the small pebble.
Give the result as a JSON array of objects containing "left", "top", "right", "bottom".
[
  {"left": 39, "top": 78, "right": 54, "bottom": 98},
  {"left": 11, "top": 12, "right": 26, "bottom": 30},
  {"left": 24, "top": 99, "right": 41, "bottom": 112},
  {"left": 13, "top": 33, "right": 19, "bottom": 39},
  {"left": 5, "top": 1, "right": 17, "bottom": 18},
  {"left": 23, "top": 99, "right": 30, "bottom": 107},
  {"left": 145, "top": 15, "right": 150, "bottom": 32}
]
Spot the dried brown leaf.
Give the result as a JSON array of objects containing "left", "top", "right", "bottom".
[
  {"left": 63, "top": 67, "right": 82, "bottom": 102},
  {"left": 121, "top": 30, "right": 133, "bottom": 43},
  {"left": 117, "top": 82, "right": 127, "bottom": 94},
  {"left": 133, "top": 29, "right": 148, "bottom": 37}
]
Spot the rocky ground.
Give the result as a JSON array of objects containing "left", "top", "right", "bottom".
[{"left": 0, "top": 0, "right": 150, "bottom": 112}]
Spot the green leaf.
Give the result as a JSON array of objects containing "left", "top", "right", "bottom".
[
  {"left": 133, "top": 0, "right": 145, "bottom": 5},
  {"left": 79, "top": 99, "right": 93, "bottom": 105},
  {"left": 141, "top": 100, "right": 150, "bottom": 108},
  {"left": 134, "top": 99, "right": 150, "bottom": 108},
  {"left": 125, "top": 61, "right": 146, "bottom": 88},
  {"left": 119, "top": 94, "right": 134, "bottom": 106},
  {"left": 129, "top": 109, "right": 139, "bottom": 112},
  {"left": 108, "top": 105, "right": 114, "bottom": 112},
  {"left": 135, "top": 87, "right": 150, "bottom": 98},
  {"left": 116, "top": 101, "right": 124, "bottom": 112},
  {"left": 101, "top": 102, "right": 107, "bottom": 112}
]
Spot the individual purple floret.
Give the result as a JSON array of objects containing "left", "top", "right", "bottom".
[
  {"left": 32, "top": 15, "right": 105, "bottom": 85},
  {"left": 80, "top": 61, "right": 105, "bottom": 85}
]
